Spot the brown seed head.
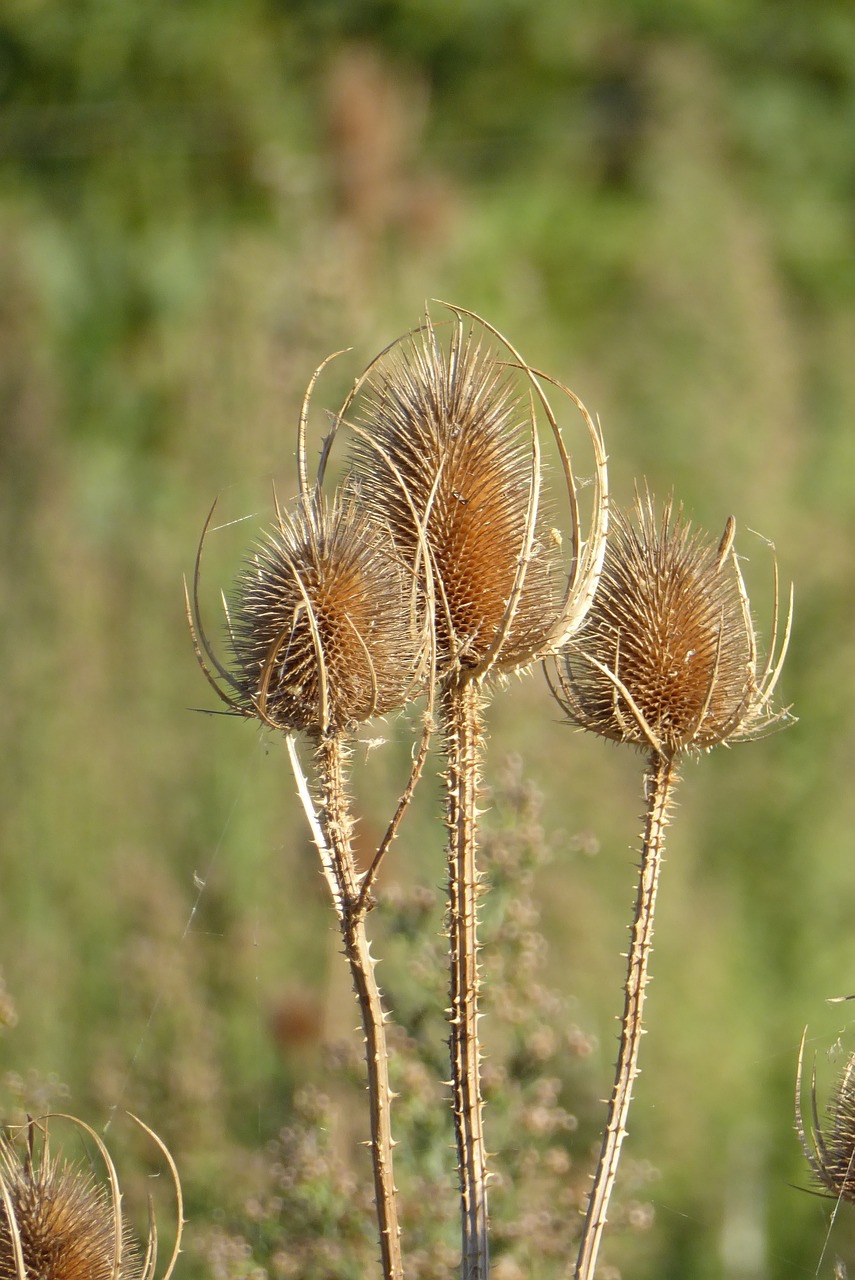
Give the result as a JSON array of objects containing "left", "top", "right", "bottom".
[
  {"left": 0, "top": 1116, "right": 182, "bottom": 1280},
  {"left": 346, "top": 307, "right": 607, "bottom": 681},
  {"left": 797, "top": 1032, "right": 855, "bottom": 1206},
  {"left": 550, "top": 489, "right": 792, "bottom": 755},
  {"left": 228, "top": 490, "right": 423, "bottom": 735}
]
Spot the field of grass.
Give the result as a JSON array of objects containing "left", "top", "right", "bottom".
[{"left": 2, "top": 3, "right": 855, "bottom": 1276}]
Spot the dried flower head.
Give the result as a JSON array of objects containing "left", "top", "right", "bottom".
[
  {"left": 230, "top": 489, "right": 424, "bottom": 735},
  {"left": 550, "top": 488, "right": 792, "bottom": 755},
  {"left": 345, "top": 305, "right": 607, "bottom": 681},
  {"left": 0, "top": 1115, "right": 182, "bottom": 1280},
  {"left": 797, "top": 1030, "right": 855, "bottom": 1206},
  {"left": 189, "top": 488, "right": 425, "bottom": 738}
]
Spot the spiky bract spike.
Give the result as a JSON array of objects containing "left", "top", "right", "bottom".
[
  {"left": 552, "top": 487, "right": 792, "bottom": 754},
  {"left": 229, "top": 488, "right": 423, "bottom": 735}
]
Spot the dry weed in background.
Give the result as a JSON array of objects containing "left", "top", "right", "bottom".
[
  {"left": 549, "top": 488, "right": 792, "bottom": 1280},
  {"left": 346, "top": 304, "right": 607, "bottom": 1279}
]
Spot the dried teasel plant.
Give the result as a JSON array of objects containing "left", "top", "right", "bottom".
[
  {"left": 0, "top": 1113, "right": 182, "bottom": 1280},
  {"left": 343, "top": 304, "right": 608, "bottom": 1280},
  {"left": 796, "top": 1028, "right": 855, "bottom": 1210},
  {"left": 186, "top": 360, "right": 436, "bottom": 1280},
  {"left": 548, "top": 487, "right": 793, "bottom": 1280}
]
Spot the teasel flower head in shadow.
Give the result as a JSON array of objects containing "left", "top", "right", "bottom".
[
  {"left": 343, "top": 303, "right": 608, "bottom": 683},
  {"left": 796, "top": 1028, "right": 855, "bottom": 1207},
  {"left": 0, "top": 1114, "right": 182, "bottom": 1280},
  {"left": 549, "top": 486, "right": 793, "bottom": 756}
]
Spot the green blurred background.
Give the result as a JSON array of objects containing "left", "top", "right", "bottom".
[{"left": 2, "top": 1, "right": 855, "bottom": 1276}]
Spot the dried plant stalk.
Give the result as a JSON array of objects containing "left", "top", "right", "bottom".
[
  {"left": 314, "top": 733, "right": 402, "bottom": 1277},
  {"left": 443, "top": 677, "right": 489, "bottom": 1276},
  {"left": 347, "top": 305, "right": 608, "bottom": 1279},
  {"left": 549, "top": 489, "right": 792, "bottom": 1280},
  {"left": 575, "top": 749, "right": 676, "bottom": 1280}
]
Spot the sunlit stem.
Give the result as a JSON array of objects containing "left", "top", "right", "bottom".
[
  {"left": 314, "top": 733, "right": 404, "bottom": 1280},
  {"left": 443, "top": 677, "right": 490, "bottom": 1280},
  {"left": 575, "top": 749, "right": 678, "bottom": 1280}
]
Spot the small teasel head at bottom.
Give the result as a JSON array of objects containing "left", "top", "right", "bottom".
[
  {"left": 0, "top": 1114, "right": 182, "bottom": 1280},
  {"left": 548, "top": 486, "right": 793, "bottom": 758}
]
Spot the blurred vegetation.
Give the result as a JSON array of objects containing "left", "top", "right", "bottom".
[{"left": 2, "top": 0, "right": 855, "bottom": 1275}]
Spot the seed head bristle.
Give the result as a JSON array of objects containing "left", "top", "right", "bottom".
[
  {"left": 229, "top": 489, "right": 423, "bottom": 735},
  {"left": 348, "top": 310, "right": 567, "bottom": 678},
  {"left": 551, "top": 488, "right": 792, "bottom": 754}
]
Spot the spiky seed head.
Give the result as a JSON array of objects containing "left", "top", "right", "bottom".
[
  {"left": 551, "top": 489, "right": 792, "bottom": 755},
  {"left": 797, "top": 1038, "right": 855, "bottom": 1205},
  {"left": 229, "top": 489, "right": 422, "bottom": 735},
  {"left": 347, "top": 311, "right": 569, "bottom": 679},
  {"left": 0, "top": 1133, "right": 140, "bottom": 1280}
]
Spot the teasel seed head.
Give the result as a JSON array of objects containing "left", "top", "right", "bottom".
[
  {"left": 796, "top": 1030, "right": 855, "bottom": 1206},
  {"left": 193, "top": 487, "right": 425, "bottom": 738},
  {"left": 344, "top": 304, "right": 607, "bottom": 683},
  {"left": 0, "top": 1114, "right": 182, "bottom": 1280},
  {"left": 549, "top": 487, "right": 793, "bottom": 756}
]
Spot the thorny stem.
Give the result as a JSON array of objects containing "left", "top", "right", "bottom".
[
  {"left": 575, "top": 750, "right": 678, "bottom": 1280},
  {"left": 443, "top": 678, "right": 490, "bottom": 1280},
  {"left": 315, "top": 734, "right": 404, "bottom": 1280}
]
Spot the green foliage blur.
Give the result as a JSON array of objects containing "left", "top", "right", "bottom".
[{"left": 2, "top": 1, "right": 855, "bottom": 1275}]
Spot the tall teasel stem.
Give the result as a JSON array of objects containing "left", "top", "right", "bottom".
[
  {"left": 314, "top": 732, "right": 404, "bottom": 1280},
  {"left": 549, "top": 488, "right": 793, "bottom": 1279},
  {"left": 346, "top": 304, "right": 608, "bottom": 1279},
  {"left": 444, "top": 677, "right": 489, "bottom": 1278},
  {"left": 575, "top": 748, "right": 677, "bottom": 1280}
]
